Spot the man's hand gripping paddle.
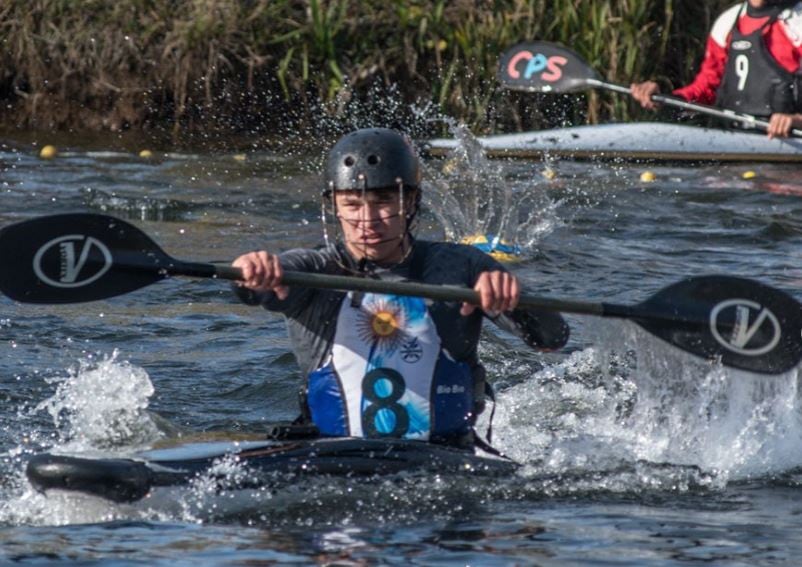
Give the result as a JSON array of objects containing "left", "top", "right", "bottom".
[
  {"left": 1, "top": 214, "right": 801, "bottom": 375},
  {"left": 498, "top": 41, "right": 802, "bottom": 137}
]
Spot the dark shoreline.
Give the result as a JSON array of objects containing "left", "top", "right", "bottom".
[{"left": 1, "top": 1, "right": 732, "bottom": 136}]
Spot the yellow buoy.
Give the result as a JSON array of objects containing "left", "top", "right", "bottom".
[
  {"left": 39, "top": 145, "right": 58, "bottom": 159},
  {"left": 441, "top": 158, "right": 457, "bottom": 175},
  {"left": 233, "top": 154, "right": 247, "bottom": 162},
  {"left": 541, "top": 167, "right": 557, "bottom": 180},
  {"left": 139, "top": 149, "right": 153, "bottom": 159},
  {"left": 640, "top": 171, "right": 656, "bottom": 183},
  {"left": 742, "top": 170, "right": 757, "bottom": 180}
]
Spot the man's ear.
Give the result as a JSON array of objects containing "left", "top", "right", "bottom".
[{"left": 405, "top": 189, "right": 419, "bottom": 217}]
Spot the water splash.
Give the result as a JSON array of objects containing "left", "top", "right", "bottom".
[
  {"left": 276, "top": 88, "right": 564, "bottom": 256},
  {"left": 491, "top": 321, "right": 802, "bottom": 490},
  {"left": 424, "top": 120, "right": 560, "bottom": 255},
  {"left": 0, "top": 472, "right": 142, "bottom": 526},
  {"left": 82, "top": 187, "right": 191, "bottom": 222},
  {"left": 175, "top": 454, "right": 265, "bottom": 523},
  {"left": 32, "top": 351, "right": 161, "bottom": 453},
  {"left": 620, "top": 329, "right": 802, "bottom": 477}
]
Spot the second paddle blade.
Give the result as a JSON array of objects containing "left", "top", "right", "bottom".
[
  {"left": 0, "top": 214, "right": 171, "bottom": 303},
  {"left": 497, "top": 41, "right": 599, "bottom": 93},
  {"left": 633, "top": 276, "right": 802, "bottom": 375}
]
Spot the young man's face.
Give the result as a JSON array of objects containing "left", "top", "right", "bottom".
[{"left": 334, "top": 188, "right": 415, "bottom": 264}]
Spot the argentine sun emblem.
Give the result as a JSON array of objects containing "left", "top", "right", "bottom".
[{"left": 356, "top": 296, "right": 408, "bottom": 353}]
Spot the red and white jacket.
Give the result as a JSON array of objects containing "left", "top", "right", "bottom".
[{"left": 674, "top": 2, "right": 802, "bottom": 104}]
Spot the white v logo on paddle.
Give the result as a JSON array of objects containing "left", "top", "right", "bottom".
[
  {"left": 60, "top": 238, "right": 95, "bottom": 283},
  {"left": 33, "top": 234, "right": 114, "bottom": 289},
  {"left": 710, "top": 299, "right": 781, "bottom": 356},
  {"left": 729, "top": 304, "right": 770, "bottom": 349}
]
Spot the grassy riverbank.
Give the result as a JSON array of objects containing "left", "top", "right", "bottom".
[{"left": 0, "top": 0, "right": 732, "bottom": 137}]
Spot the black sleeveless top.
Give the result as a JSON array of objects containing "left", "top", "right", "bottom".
[{"left": 716, "top": 4, "right": 800, "bottom": 117}]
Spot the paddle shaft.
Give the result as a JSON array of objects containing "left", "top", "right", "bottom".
[
  {"left": 190, "top": 264, "right": 802, "bottom": 374},
  {"left": 197, "top": 262, "right": 635, "bottom": 320},
  {"left": 3, "top": 212, "right": 798, "bottom": 373},
  {"left": 592, "top": 79, "right": 802, "bottom": 137}
]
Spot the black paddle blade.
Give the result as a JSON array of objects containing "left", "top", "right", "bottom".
[
  {"left": 497, "top": 41, "right": 599, "bottom": 93},
  {"left": 0, "top": 214, "right": 171, "bottom": 303},
  {"left": 632, "top": 276, "right": 802, "bottom": 375}
]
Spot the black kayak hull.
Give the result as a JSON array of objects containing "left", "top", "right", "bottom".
[{"left": 26, "top": 437, "right": 519, "bottom": 503}]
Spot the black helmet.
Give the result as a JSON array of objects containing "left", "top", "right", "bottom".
[{"left": 325, "top": 128, "right": 421, "bottom": 192}]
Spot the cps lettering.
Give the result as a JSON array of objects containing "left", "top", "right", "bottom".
[{"left": 507, "top": 51, "right": 567, "bottom": 82}]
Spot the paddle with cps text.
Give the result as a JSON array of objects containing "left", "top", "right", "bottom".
[
  {"left": 0, "top": 213, "right": 801, "bottom": 375},
  {"left": 497, "top": 41, "right": 802, "bottom": 138}
]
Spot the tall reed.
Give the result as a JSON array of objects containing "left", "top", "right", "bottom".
[{"left": 0, "top": 0, "right": 735, "bottom": 136}]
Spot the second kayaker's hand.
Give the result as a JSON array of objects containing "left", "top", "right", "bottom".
[
  {"left": 767, "top": 112, "right": 802, "bottom": 139},
  {"left": 232, "top": 251, "right": 289, "bottom": 299},
  {"left": 460, "top": 270, "right": 520, "bottom": 317},
  {"left": 630, "top": 81, "right": 661, "bottom": 110}
]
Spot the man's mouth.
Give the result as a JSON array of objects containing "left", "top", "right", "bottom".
[{"left": 357, "top": 233, "right": 384, "bottom": 243}]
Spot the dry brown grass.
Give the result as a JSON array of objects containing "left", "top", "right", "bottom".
[{"left": 0, "top": 0, "right": 734, "bottom": 135}]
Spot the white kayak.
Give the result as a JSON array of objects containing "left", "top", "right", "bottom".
[{"left": 426, "top": 122, "right": 802, "bottom": 163}]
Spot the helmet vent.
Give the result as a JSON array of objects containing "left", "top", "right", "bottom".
[{"left": 325, "top": 128, "right": 420, "bottom": 192}]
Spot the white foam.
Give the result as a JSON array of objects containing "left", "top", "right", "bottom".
[
  {"left": 490, "top": 322, "right": 802, "bottom": 487},
  {"left": 32, "top": 351, "right": 161, "bottom": 454}
]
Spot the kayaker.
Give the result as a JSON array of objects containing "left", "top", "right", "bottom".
[
  {"left": 232, "top": 127, "right": 568, "bottom": 448},
  {"left": 631, "top": 0, "right": 802, "bottom": 138}
]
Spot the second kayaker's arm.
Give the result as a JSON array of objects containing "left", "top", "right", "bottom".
[
  {"left": 497, "top": 39, "right": 802, "bottom": 138},
  {"left": 630, "top": 0, "right": 802, "bottom": 139}
]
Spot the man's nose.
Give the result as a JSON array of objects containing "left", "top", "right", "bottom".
[{"left": 357, "top": 204, "right": 383, "bottom": 220}]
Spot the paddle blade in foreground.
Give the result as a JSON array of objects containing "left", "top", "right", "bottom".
[
  {"left": 632, "top": 276, "right": 802, "bottom": 375},
  {"left": 497, "top": 41, "right": 598, "bottom": 93},
  {"left": 0, "top": 214, "right": 171, "bottom": 303}
]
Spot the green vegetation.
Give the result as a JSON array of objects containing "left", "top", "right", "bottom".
[{"left": 0, "top": 0, "right": 733, "bottom": 136}]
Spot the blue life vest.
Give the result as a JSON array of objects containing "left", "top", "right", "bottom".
[{"left": 306, "top": 292, "right": 474, "bottom": 440}]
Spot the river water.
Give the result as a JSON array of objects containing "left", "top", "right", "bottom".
[{"left": 1, "top": 128, "right": 802, "bottom": 565}]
